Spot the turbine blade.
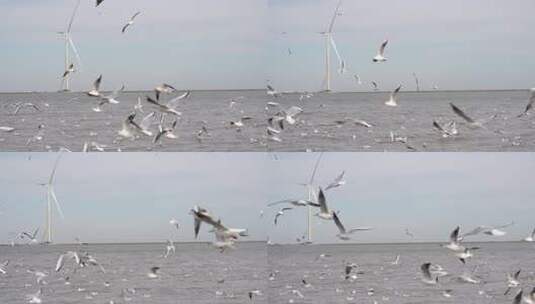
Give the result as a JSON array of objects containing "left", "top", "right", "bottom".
[
  {"left": 49, "top": 188, "right": 65, "bottom": 220},
  {"left": 329, "top": 36, "right": 343, "bottom": 64},
  {"left": 68, "top": 36, "right": 83, "bottom": 70},
  {"left": 309, "top": 152, "right": 324, "bottom": 184},
  {"left": 48, "top": 155, "right": 62, "bottom": 185},
  {"left": 67, "top": 0, "right": 81, "bottom": 33}
]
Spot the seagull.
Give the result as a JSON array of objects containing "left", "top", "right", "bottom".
[
  {"left": 93, "top": 85, "right": 124, "bottom": 112},
  {"left": 21, "top": 228, "right": 40, "bottom": 244},
  {"left": 345, "top": 263, "right": 358, "bottom": 280},
  {"left": 146, "top": 92, "right": 189, "bottom": 116},
  {"left": 122, "top": 12, "right": 141, "bottom": 33},
  {"left": 314, "top": 188, "right": 333, "bottom": 220},
  {"left": 55, "top": 251, "right": 81, "bottom": 272},
  {"left": 324, "top": 171, "right": 345, "bottom": 191},
  {"left": 450, "top": 102, "right": 496, "bottom": 129},
  {"left": 230, "top": 116, "right": 253, "bottom": 128},
  {"left": 373, "top": 40, "right": 388, "bottom": 62},
  {"left": 524, "top": 288, "right": 535, "bottom": 304},
  {"left": 353, "top": 119, "right": 372, "bottom": 128},
  {"left": 420, "top": 263, "right": 439, "bottom": 285},
  {"left": 523, "top": 228, "right": 535, "bottom": 242},
  {"left": 164, "top": 240, "right": 175, "bottom": 258},
  {"left": 504, "top": 269, "right": 521, "bottom": 295},
  {"left": 268, "top": 199, "right": 318, "bottom": 208},
  {"left": 27, "top": 269, "right": 48, "bottom": 285},
  {"left": 267, "top": 85, "right": 280, "bottom": 97},
  {"left": 62, "top": 63, "right": 75, "bottom": 78},
  {"left": 153, "top": 117, "right": 178, "bottom": 144},
  {"left": 274, "top": 207, "right": 293, "bottom": 225},
  {"left": 332, "top": 212, "right": 371, "bottom": 241},
  {"left": 118, "top": 112, "right": 154, "bottom": 139},
  {"left": 26, "top": 289, "right": 43, "bottom": 304},
  {"left": 390, "top": 255, "right": 400, "bottom": 265},
  {"left": 135, "top": 97, "right": 144, "bottom": 113},
  {"left": 457, "top": 266, "right": 481, "bottom": 284},
  {"left": 354, "top": 75, "right": 362, "bottom": 85},
  {"left": 271, "top": 106, "right": 303, "bottom": 127},
  {"left": 96, "top": 0, "right": 105, "bottom": 7},
  {"left": 13, "top": 102, "right": 40, "bottom": 115},
  {"left": 147, "top": 267, "right": 160, "bottom": 278},
  {"left": 169, "top": 218, "right": 180, "bottom": 230},
  {"left": 154, "top": 84, "right": 176, "bottom": 100},
  {"left": 213, "top": 229, "right": 236, "bottom": 252},
  {"left": 87, "top": 75, "right": 102, "bottom": 97},
  {"left": 456, "top": 247, "right": 478, "bottom": 264},
  {"left": 405, "top": 228, "right": 414, "bottom": 238},
  {"left": 248, "top": 290, "right": 263, "bottom": 300},
  {"left": 443, "top": 226, "right": 465, "bottom": 252},
  {"left": 371, "top": 81, "right": 378, "bottom": 91},
  {"left": 190, "top": 205, "right": 247, "bottom": 240},
  {"left": 433, "top": 120, "right": 458, "bottom": 138},
  {"left": 385, "top": 85, "right": 402, "bottom": 107},
  {"left": 0, "top": 126, "right": 15, "bottom": 132},
  {"left": 266, "top": 127, "right": 282, "bottom": 142},
  {"left": 518, "top": 88, "right": 535, "bottom": 117},
  {"left": 0, "top": 260, "right": 8, "bottom": 274}
]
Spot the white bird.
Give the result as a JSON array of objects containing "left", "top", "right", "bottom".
[
  {"left": 314, "top": 188, "right": 333, "bottom": 220},
  {"left": 0, "top": 260, "right": 8, "bottom": 274},
  {"left": 456, "top": 247, "right": 479, "bottom": 264},
  {"left": 457, "top": 266, "right": 481, "bottom": 284},
  {"left": 118, "top": 112, "right": 154, "bottom": 139},
  {"left": 504, "top": 269, "right": 521, "bottom": 295},
  {"left": 274, "top": 207, "right": 293, "bottom": 225},
  {"left": 443, "top": 226, "right": 465, "bottom": 252},
  {"left": 405, "top": 228, "right": 414, "bottom": 238},
  {"left": 147, "top": 266, "right": 160, "bottom": 279},
  {"left": 27, "top": 270, "right": 48, "bottom": 285},
  {"left": 13, "top": 102, "right": 40, "bottom": 115},
  {"left": 164, "top": 240, "right": 175, "bottom": 258},
  {"left": 153, "top": 117, "right": 178, "bottom": 144},
  {"left": 332, "top": 212, "right": 371, "bottom": 240},
  {"left": 324, "top": 171, "right": 345, "bottom": 191},
  {"left": 122, "top": 12, "right": 141, "bottom": 34},
  {"left": 371, "top": 81, "right": 378, "bottom": 91},
  {"left": 62, "top": 63, "right": 75, "bottom": 78},
  {"left": 87, "top": 75, "right": 102, "bottom": 97},
  {"left": 230, "top": 116, "right": 252, "bottom": 128},
  {"left": 385, "top": 85, "right": 402, "bottom": 107},
  {"left": 20, "top": 228, "right": 40, "bottom": 244},
  {"left": 0, "top": 126, "right": 15, "bottom": 132},
  {"left": 169, "top": 218, "right": 180, "bottom": 230},
  {"left": 248, "top": 289, "right": 263, "bottom": 300},
  {"left": 146, "top": 92, "right": 189, "bottom": 116},
  {"left": 268, "top": 199, "right": 317, "bottom": 208},
  {"left": 373, "top": 40, "right": 388, "bottom": 62},
  {"left": 450, "top": 102, "right": 497, "bottom": 129},
  {"left": 154, "top": 83, "right": 176, "bottom": 100},
  {"left": 267, "top": 85, "right": 280, "bottom": 97},
  {"left": 213, "top": 230, "right": 236, "bottom": 252},
  {"left": 518, "top": 88, "right": 535, "bottom": 117},
  {"left": 191, "top": 206, "right": 247, "bottom": 240},
  {"left": 523, "top": 228, "right": 535, "bottom": 242},
  {"left": 420, "top": 263, "right": 438, "bottom": 285},
  {"left": 433, "top": 120, "right": 458, "bottom": 138},
  {"left": 26, "top": 289, "right": 43, "bottom": 304},
  {"left": 390, "top": 255, "right": 400, "bottom": 265},
  {"left": 354, "top": 75, "right": 362, "bottom": 85},
  {"left": 93, "top": 85, "right": 124, "bottom": 112},
  {"left": 55, "top": 251, "right": 81, "bottom": 272}
]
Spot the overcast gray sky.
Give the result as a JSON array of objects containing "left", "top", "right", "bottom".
[
  {"left": 0, "top": 152, "right": 534, "bottom": 244},
  {"left": 0, "top": 0, "right": 533, "bottom": 92}
]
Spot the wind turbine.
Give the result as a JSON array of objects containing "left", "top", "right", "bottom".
[
  {"left": 40, "top": 155, "right": 65, "bottom": 244},
  {"left": 320, "top": 0, "right": 344, "bottom": 92},
  {"left": 301, "top": 153, "right": 324, "bottom": 244},
  {"left": 58, "top": 0, "right": 82, "bottom": 92}
]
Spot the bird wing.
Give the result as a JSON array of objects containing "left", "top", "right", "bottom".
[
  {"left": 167, "top": 91, "right": 191, "bottom": 108},
  {"left": 121, "top": 23, "right": 130, "bottom": 33},
  {"left": 433, "top": 121, "right": 446, "bottom": 133},
  {"left": 420, "top": 263, "right": 432, "bottom": 280},
  {"left": 391, "top": 85, "right": 402, "bottom": 98},
  {"left": 285, "top": 106, "right": 303, "bottom": 117},
  {"left": 449, "top": 226, "right": 460, "bottom": 243},
  {"left": 379, "top": 40, "right": 388, "bottom": 56},
  {"left": 450, "top": 103, "right": 475, "bottom": 123},
  {"left": 131, "top": 12, "right": 141, "bottom": 21},
  {"left": 140, "top": 112, "right": 156, "bottom": 130},
  {"left": 317, "top": 188, "right": 329, "bottom": 214},
  {"left": 55, "top": 254, "right": 65, "bottom": 272},
  {"left": 332, "top": 212, "right": 346, "bottom": 234},
  {"left": 93, "top": 75, "right": 102, "bottom": 91}
]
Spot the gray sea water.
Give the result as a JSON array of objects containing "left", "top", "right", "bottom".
[
  {"left": 0, "top": 90, "right": 533, "bottom": 152},
  {"left": 1, "top": 242, "right": 534, "bottom": 303}
]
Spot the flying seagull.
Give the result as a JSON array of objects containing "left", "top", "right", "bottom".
[
  {"left": 146, "top": 91, "right": 190, "bottom": 116},
  {"left": 450, "top": 102, "right": 496, "bottom": 129},
  {"left": 164, "top": 240, "right": 175, "bottom": 258},
  {"left": 385, "top": 85, "right": 402, "bottom": 107},
  {"left": 504, "top": 269, "right": 521, "bottom": 295},
  {"left": 87, "top": 75, "right": 102, "bottom": 97},
  {"left": 324, "top": 171, "right": 345, "bottom": 191},
  {"left": 420, "top": 263, "right": 439, "bottom": 285},
  {"left": 122, "top": 12, "right": 141, "bottom": 34},
  {"left": 118, "top": 112, "right": 154, "bottom": 139},
  {"left": 274, "top": 207, "right": 293, "bottom": 225},
  {"left": 314, "top": 188, "right": 334, "bottom": 220},
  {"left": 13, "top": 102, "right": 40, "bottom": 115},
  {"left": 523, "top": 228, "right": 535, "bottom": 242},
  {"left": 169, "top": 218, "right": 180, "bottom": 230},
  {"left": 517, "top": 88, "right": 535, "bottom": 117},
  {"left": 373, "top": 40, "right": 388, "bottom": 62},
  {"left": 154, "top": 84, "right": 176, "bottom": 100},
  {"left": 332, "top": 212, "right": 371, "bottom": 240}
]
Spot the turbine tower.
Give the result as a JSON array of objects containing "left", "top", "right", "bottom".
[
  {"left": 321, "top": 0, "right": 343, "bottom": 92},
  {"left": 41, "top": 155, "right": 65, "bottom": 244},
  {"left": 304, "top": 153, "right": 323, "bottom": 244},
  {"left": 58, "top": 0, "right": 82, "bottom": 92}
]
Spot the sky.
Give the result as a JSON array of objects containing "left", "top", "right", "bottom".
[
  {"left": 1, "top": 152, "right": 534, "bottom": 244},
  {"left": 0, "top": 0, "right": 534, "bottom": 92}
]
